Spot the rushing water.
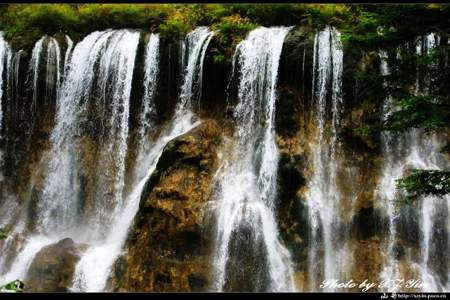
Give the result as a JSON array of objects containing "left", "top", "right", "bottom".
[
  {"left": 212, "top": 26, "right": 295, "bottom": 292},
  {"left": 0, "top": 30, "right": 141, "bottom": 287},
  {"left": 306, "top": 26, "right": 344, "bottom": 291},
  {"left": 377, "top": 49, "right": 402, "bottom": 291},
  {"left": 71, "top": 27, "right": 212, "bottom": 292},
  {"left": 0, "top": 24, "right": 448, "bottom": 293},
  {"left": 0, "top": 32, "right": 11, "bottom": 183},
  {"left": 377, "top": 33, "right": 449, "bottom": 292},
  {"left": 44, "top": 37, "right": 61, "bottom": 106},
  {"left": 178, "top": 26, "right": 213, "bottom": 111},
  {"left": 134, "top": 33, "right": 160, "bottom": 180},
  {"left": 29, "top": 37, "right": 45, "bottom": 111},
  {"left": 63, "top": 35, "right": 73, "bottom": 77}
]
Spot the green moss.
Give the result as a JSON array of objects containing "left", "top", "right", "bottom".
[
  {"left": 0, "top": 4, "right": 362, "bottom": 52},
  {"left": 0, "top": 225, "right": 12, "bottom": 240}
]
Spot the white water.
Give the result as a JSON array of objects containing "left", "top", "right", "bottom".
[
  {"left": 178, "top": 26, "right": 213, "bottom": 110},
  {"left": 6, "top": 49, "right": 23, "bottom": 111},
  {"left": 63, "top": 35, "right": 73, "bottom": 77},
  {"left": 0, "top": 32, "right": 9, "bottom": 128},
  {"left": 0, "top": 30, "right": 141, "bottom": 286},
  {"left": 377, "top": 33, "right": 449, "bottom": 292},
  {"left": 0, "top": 235, "right": 56, "bottom": 284},
  {"left": 70, "top": 113, "right": 199, "bottom": 292},
  {"left": 45, "top": 37, "right": 61, "bottom": 104},
  {"left": 306, "top": 26, "right": 344, "bottom": 291},
  {"left": 213, "top": 26, "right": 295, "bottom": 292},
  {"left": 134, "top": 33, "right": 160, "bottom": 180},
  {"left": 29, "top": 36, "right": 45, "bottom": 111},
  {"left": 70, "top": 27, "right": 212, "bottom": 292},
  {"left": 138, "top": 33, "right": 160, "bottom": 141},
  {"left": 89, "top": 30, "right": 140, "bottom": 236},
  {"left": 0, "top": 32, "right": 11, "bottom": 183},
  {"left": 38, "top": 31, "right": 115, "bottom": 235},
  {"left": 377, "top": 50, "right": 402, "bottom": 291}
]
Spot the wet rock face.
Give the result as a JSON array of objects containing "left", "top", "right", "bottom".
[
  {"left": 25, "top": 238, "right": 82, "bottom": 292},
  {"left": 112, "top": 120, "right": 222, "bottom": 292}
]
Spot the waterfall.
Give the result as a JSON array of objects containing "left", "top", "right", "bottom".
[
  {"left": 0, "top": 33, "right": 10, "bottom": 127},
  {"left": 90, "top": 30, "right": 140, "bottom": 235},
  {"left": 6, "top": 50, "right": 23, "bottom": 118},
  {"left": 63, "top": 35, "right": 73, "bottom": 76},
  {"left": 377, "top": 50, "right": 402, "bottom": 291},
  {"left": 306, "top": 26, "right": 344, "bottom": 291},
  {"left": 0, "top": 29, "right": 141, "bottom": 287},
  {"left": 178, "top": 26, "right": 213, "bottom": 110},
  {"left": 134, "top": 33, "right": 160, "bottom": 180},
  {"left": 29, "top": 36, "right": 45, "bottom": 111},
  {"left": 377, "top": 33, "right": 449, "bottom": 292},
  {"left": 70, "top": 27, "right": 211, "bottom": 292},
  {"left": 0, "top": 32, "right": 11, "bottom": 183},
  {"left": 138, "top": 33, "right": 159, "bottom": 141},
  {"left": 38, "top": 30, "right": 113, "bottom": 235},
  {"left": 212, "top": 26, "right": 295, "bottom": 292},
  {"left": 44, "top": 37, "right": 61, "bottom": 106}
]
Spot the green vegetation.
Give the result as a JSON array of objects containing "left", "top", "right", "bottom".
[
  {"left": 0, "top": 4, "right": 361, "bottom": 60},
  {"left": 397, "top": 170, "right": 450, "bottom": 203},
  {"left": 0, "top": 3, "right": 448, "bottom": 204},
  {"left": 1, "top": 4, "right": 448, "bottom": 62},
  {"left": 0, "top": 280, "right": 24, "bottom": 293},
  {"left": 359, "top": 96, "right": 450, "bottom": 135},
  {"left": 382, "top": 96, "right": 449, "bottom": 133},
  {"left": 0, "top": 225, "right": 11, "bottom": 240},
  {"left": 340, "top": 4, "right": 450, "bottom": 51}
]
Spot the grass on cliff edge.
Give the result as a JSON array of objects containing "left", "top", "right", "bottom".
[{"left": 1, "top": 4, "right": 448, "bottom": 56}]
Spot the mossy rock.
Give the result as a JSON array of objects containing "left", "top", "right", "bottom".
[
  {"left": 24, "top": 238, "right": 84, "bottom": 292},
  {"left": 114, "top": 120, "right": 222, "bottom": 292}
]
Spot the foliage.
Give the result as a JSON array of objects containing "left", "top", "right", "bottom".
[
  {"left": 210, "top": 14, "right": 258, "bottom": 62},
  {"left": 358, "top": 95, "right": 449, "bottom": 136},
  {"left": 0, "top": 3, "right": 359, "bottom": 51},
  {"left": 0, "top": 4, "right": 78, "bottom": 48},
  {"left": 382, "top": 96, "right": 449, "bottom": 133},
  {"left": 0, "top": 280, "right": 24, "bottom": 293},
  {"left": 303, "top": 4, "right": 353, "bottom": 29},
  {"left": 77, "top": 4, "right": 165, "bottom": 33},
  {"left": 0, "top": 225, "right": 11, "bottom": 240},
  {"left": 396, "top": 169, "right": 450, "bottom": 202},
  {"left": 340, "top": 4, "right": 450, "bottom": 51},
  {"left": 2, "top": 3, "right": 447, "bottom": 62}
]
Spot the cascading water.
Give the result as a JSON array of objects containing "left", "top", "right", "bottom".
[
  {"left": 38, "top": 30, "right": 114, "bottom": 235},
  {"left": 0, "top": 32, "right": 11, "bottom": 183},
  {"left": 70, "top": 27, "right": 212, "bottom": 292},
  {"left": 0, "top": 16, "right": 447, "bottom": 293},
  {"left": 29, "top": 36, "right": 45, "bottom": 111},
  {"left": 306, "top": 26, "right": 344, "bottom": 291},
  {"left": 377, "top": 50, "right": 401, "bottom": 291},
  {"left": 0, "top": 30, "right": 141, "bottom": 286},
  {"left": 63, "top": 35, "right": 73, "bottom": 76},
  {"left": 178, "top": 26, "right": 213, "bottom": 111},
  {"left": 377, "top": 33, "right": 449, "bottom": 292},
  {"left": 90, "top": 30, "right": 140, "bottom": 235},
  {"left": 44, "top": 37, "right": 61, "bottom": 105},
  {"left": 212, "top": 26, "right": 295, "bottom": 292},
  {"left": 138, "top": 33, "right": 160, "bottom": 141},
  {"left": 134, "top": 33, "right": 160, "bottom": 180}
]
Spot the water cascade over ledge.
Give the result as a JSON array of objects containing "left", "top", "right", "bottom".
[
  {"left": 212, "top": 26, "right": 296, "bottom": 292},
  {"left": 0, "top": 11, "right": 448, "bottom": 292},
  {"left": 306, "top": 26, "right": 345, "bottom": 291}
]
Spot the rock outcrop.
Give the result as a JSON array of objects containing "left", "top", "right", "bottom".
[
  {"left": 112, "top": 119, "right": 222, "bottom": 292},
  {"left": 25, "top": 238, "right": 82, "bottom": 292}
]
